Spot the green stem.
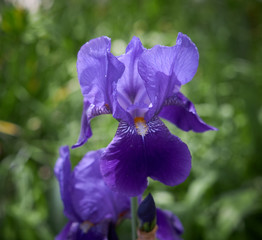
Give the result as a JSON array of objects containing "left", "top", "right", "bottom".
[{"left": 131, "top": 197, "right": 138, "bottom": 240}]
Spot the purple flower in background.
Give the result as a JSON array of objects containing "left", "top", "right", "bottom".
[
  {"left": 73, "top": 33, "right": 216, "bottom": 196},
  {"left": 55, "top": 146, "right": 184, "bottom": 240},
  {"left": 54, "top": 146, "right": 130, "bottom": 240},
  {"left": 156, "top": 209, "right": 184, "bottom": 240}
]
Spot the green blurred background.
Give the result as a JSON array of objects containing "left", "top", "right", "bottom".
[{"left": 1, "top": 0, "right": 262, "bottom": 239}]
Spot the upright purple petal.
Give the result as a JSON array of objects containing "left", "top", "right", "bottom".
[
  {"left": 100, "top": 118, "right": 191, "bottom": 196},
  {"left": 54, "top": 146, "right": 79, "bottom": 222},
  {"left": 77, "top": 36, "right": 124, "bottom": 108},
  {"left": 115, "top": 37, "right": 150, "bottom": 123},
  {"left": 173, "top": 32, "right": 199, "bottom": 85},
  {"left": 138, "top": 33, "right": 199, "bottom": 121},
  {"left": 160, "top": 92, "right": 217, "bottom": 132},
  {"left": 138, "top": 45, "right": 180, "bottom": 121},
  {"left": 75, "top": 37, "right": 124, "bottom": 148},
  {"left": 156, "top": 209, "right": 184, "bottom": 240}
]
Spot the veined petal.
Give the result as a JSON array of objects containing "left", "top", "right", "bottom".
[
  {"left": 173, "top": 32, "right": 199, "bottom": 85},
  {"left": 72, "top": 98, "right": 111, "bottom": 149},
  {"left": 138, "top": 33, "right": 199, "bottom": 120},
  {"left": 114, "top": 36, "right": 149, "bottom": 123},
  {"left": 77, "top": 36, "right": 124, "bottom": 108},
  {"left": 156, "top": 209, "right": 184, "bottom": 240},
  {"left": 159, "top": 92, "right": 217, "bottom": 132},
  {"left": 100, "top": 118, "right": 191, "bottom": 196},
  {"left": 54, "top": 146, "right": 79, "bottom": 222},
  {"left": 70, "top": 149, "right": 119, "bottom": 224},
  {"left": 145, "top": 118, "right": 191, "bottom": 186},
  {"left": 100, "top": 121, "right": 148, "bottom": 197},
  {"left": 138, "top": 45, "right": 180, "bottom": 121}
]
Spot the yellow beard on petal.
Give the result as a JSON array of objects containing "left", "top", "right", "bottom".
[{"left": 134, "top": 117, "right": 148, "bottom": 137}]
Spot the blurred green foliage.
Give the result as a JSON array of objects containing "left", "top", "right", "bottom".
[{"left": 1, "top": 0, "right": 262, "bottom": 239}]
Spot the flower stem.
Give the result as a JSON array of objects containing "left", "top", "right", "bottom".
[{"left": 131, "top": 197, "right": 138, "bottom": 240}]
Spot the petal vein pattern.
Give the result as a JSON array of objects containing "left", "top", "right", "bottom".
[{"left": 100, "top": 117, "right": 191, "bottom": 196}]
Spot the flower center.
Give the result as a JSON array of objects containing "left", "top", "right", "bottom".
[{"left": 134, "top": 117, "right": 148, "bottom": 137}]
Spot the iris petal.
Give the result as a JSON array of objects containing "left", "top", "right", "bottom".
[
  {"left": 156, "top": 209, "right": 184, "bottom": 240},
  {"left": 77, "top": 36, "right": 124, "bottom": 108},
  {"left": 75, "top": 36, "right": 125, "bottom": 148},
  {"left": 70, "top": 149, "right": 120, "bottom": 224},
  {"left": 160, "top": 92, "right": 217, "bottom": 132},
  {"left": 72, "top": 99, "right": 111, "bottom": 148},
  {"left": 55, "top": 222, "right": 76, "bottom": 240},
  {"left": 55, "top": 147, "right": 130, "bottom": 225},
  {"left": 173, "top": 32, "right": 199, "bottom": 85},
  {"left": 54, "top": 146, "right": 79, "bottom": 221},
  {"left": 100, "top": 118, "right": 191, "bottom": 196},
  {"left": 138, "top": 33, "right": 199, "bottom": 120},
  {"left": 55, "top": 221, "right": 108, "bottom": 240},
  {"left": 114, "top": 36, "right": 149, "bottom": 123},
  {"left": 100, "top": 121, "right": 148, "bottom": 197}
]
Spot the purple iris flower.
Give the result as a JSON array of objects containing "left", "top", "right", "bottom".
[
  {"left": 54, "top": 146, "right": 130, "bottom": 240},
  {"left": 72, "top": 33, "right": 216, "bottom": 196},
  {"left": 55, "top": 146, "right": 184, "bottom": 240}
]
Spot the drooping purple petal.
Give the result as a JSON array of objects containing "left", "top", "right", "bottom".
[
  {"left": 138, "top": 33, "right": 199, "bottom": 121},
  {"left": 114, "top": 37, "right": 150, "bottom": 123},
  {"left": 100, "top": 121, "right": 148, "bottom": 197},
  {"left": 72, "top": 98, "right": 111, "bottom": 149},
  {"left": 156, "top": 209, "right": 184, "bottom": 240},
  {"left": 160, "top": 92, "right": 217, "bottom": 132},
  {"left": 100, "top": 117, "right": 191, "bottom": 196},
  {"left": 145, "top": 118, "right": 191, "bottom": 186},
  {"left": 77, "top": 36, "right": 124, "bottom": 108},
  {"left": 54, "top": 146, "right": 79, "bottom": 222}
]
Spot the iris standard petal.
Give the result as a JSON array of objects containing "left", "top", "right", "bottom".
[
  {"left": 70, "top": 149, "right": 118, "bottom": 224},
  {"left": 159, "top": 92, "right": 217, "bottom": 132},
  {"left": 138, "top": 33, "right": 199, "bottom": 120},
  {"left": 100, "top": 117, "right": 191, "bottom": 196},
  {"left": 173, "top": 32, "right": 199, "bottom": 85},
  {"left": 138, "top": 45, "right": 180, "bottom": 121},
  {"left": 156, "top": 209, "right": 184, "bottom": 240},
  {"left": 72, "top": 99, "right": 111, "bottom": 149},
  {"left": 116, "top": 37, "right": 149, "bottom": 117},
  {"left": 54, "top": 146, "right": 79, "bottom": 221},
  {"left": 77, "top": 36, "right": 124, "bottom": 108}
]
